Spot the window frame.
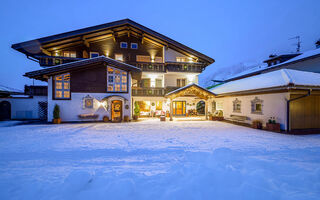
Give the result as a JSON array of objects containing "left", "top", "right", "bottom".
[
  {"left": 251, "top": 97, "right": 263, "bottom": 115},
  {"left": 232, "top": 98, "right": 241, "bottom": 113},
  {"left": 90, "top": 52, "right": 99, "bottom": 58},
  {"left": 131, "top": 43, "right": 138, "bottom": 49},
  {"left": 106, "top": 66, "right": 129, "bottom": 93},
  {"left": 120, "top": 42, "right": 128, "bottom": 48},
  {"left": 63, "top": 51, "right": 77, "bottom": 58},
  {"left": 53, "top": 73, "right": 71, "bottom": 100}
]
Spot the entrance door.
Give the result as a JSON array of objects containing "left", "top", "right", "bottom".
[
  {"left": 111, "top": 100, "right": 122, "bottom": 122},
  {"left": 0, "top": 101, "right": 11, "bottom": 120},
  {"left": 173, "top": 101, "right": 186, "bottom": 116}
]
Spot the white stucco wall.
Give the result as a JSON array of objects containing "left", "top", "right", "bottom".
[
  {"left": 47, "top": 73, "right": 132, "bottom": 122},
  {"left": 213, "top": 93, "right": 290, "bottom": 130},
  {"left": 164, "top": 73, "right": 199, "bottom": 87},
  {"left": 0, "top": 96, "right": 47, "bottom": 120}
]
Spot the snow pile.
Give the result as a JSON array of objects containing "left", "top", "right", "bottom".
[{"left": 0, "top": 120, "right": 320, "bottom": 199}]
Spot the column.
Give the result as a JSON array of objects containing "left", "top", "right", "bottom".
[
  {"left": 170, "top": 98, "right": 173, "bottom": 121},
  {"left": 205, "top": 99, "right": 208, "bottom": 120}
]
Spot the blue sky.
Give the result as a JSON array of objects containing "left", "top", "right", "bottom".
[{"left": 1, "top": 0, "right": 319, "bottom": 89}]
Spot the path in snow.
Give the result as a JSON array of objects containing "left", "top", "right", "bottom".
[{"left": 0, "top": 120, "right": 320, "bottom": 200}]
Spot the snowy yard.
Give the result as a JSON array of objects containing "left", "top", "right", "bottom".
[{"left": 0, "top": 119, "right": 320, "bottom": 200}]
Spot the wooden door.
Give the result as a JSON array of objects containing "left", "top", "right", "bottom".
[
  {"left": 111, "top": 100, "right": 122, "bottom": 122},
  {"left": 0, "top": 101, "right": 11, "bottom": 120}
]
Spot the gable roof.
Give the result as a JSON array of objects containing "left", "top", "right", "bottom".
[
  {"left": 226, "top": 48, "right": 320, "bottom": 81},
  {"left": 12, "top": 19, "right": 214, "bottom": 64},
  {"left": 212, "top": 69, "right": 320, "bottom": 95},
  {"left": 166, "top": 83, "right": 216, "bottom": 99},
  {"left": 24, "top": 56, "right": 141, "bottom": 81}
]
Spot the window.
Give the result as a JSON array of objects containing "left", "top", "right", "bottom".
[
  {"left": 251, "top": 97, "right": 263, "bottom": 114},
  {"left": 54, "top": 73, "right": 70, "bottom": 99},
  {"left": 63, "top": 51, "right": 76, "bottom": 58},
  {"left": 115, "top": 54, "right": 123, "bottom": 61},
  {"left": 83, "top": 95, "right": 94, "bottom": 109},
  {"left": 107, "top": 66, "right": 128, "bottom": 92},
  {"left": 232, "top": 98, "right": 241, "bottom": 113},
  {"left": 90, "top": 52, "right": 99, "bottom": 58},
  {"left": 155, "top": 79, "right": 162, "bottom": 87},
  {"left": 120, "top": 42, "right": 128, "bottom": 48},
  {"left": 177, "top": 79, "right": 186, "bottom": 87},
  {"left": 131, "top": 43, "right": 138, "bottom": 49},
  {"left": 176, "top": 57, "right": 187, "bottom": 62}
]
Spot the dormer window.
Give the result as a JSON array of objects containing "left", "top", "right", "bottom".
[
  {"left": 131, "top": 43, "right": 138, "bottom": 49},
  {"left": 120, "top": 42, "right": 128, "bottom": 48},
  {"left": 90, "top": 52, "right": 99, "bottom": 58}
]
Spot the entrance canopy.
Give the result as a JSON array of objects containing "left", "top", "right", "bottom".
[{"left": 165, "top": 84, "right": 216, "bottom": 100}]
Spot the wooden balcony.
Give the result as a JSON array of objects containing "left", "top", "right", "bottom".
[
  {"left": 166, "top": 62, "right": 205, "bottom": 73},
  {"left": 132, "top": 87, "right": 180, "bottom": 96},
  {"left": 130, "top": 62, "right": 166, "bottom": 72},
  {"left": 36, "top": 56, "right": 83, "bottom": 67}
]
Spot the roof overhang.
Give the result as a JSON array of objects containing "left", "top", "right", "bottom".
[
  {"left": 12, "top": 19, "right": 214, "bottom": 64},
  {"left": 165, "top": 84, "right": 216, "bottom": 100},
  {"left": 24, "top": 56, "right": 141, "bottom": 81}
]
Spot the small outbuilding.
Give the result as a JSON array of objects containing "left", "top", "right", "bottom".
[{"left": 211, "top": 69, "right": 320, "bottom": 132}]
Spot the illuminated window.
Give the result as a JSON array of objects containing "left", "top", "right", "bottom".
[
  {"left": 115, "top": 54, "right": 123, "bottom": 61},
  {"left": 90, "top": 52, "right": 99, "bottom": 58},
  {"left": 63, "top": 51, "right": 76, "bottom": 58},
  {"left": 120, "top": 42, "right": 128, "bottom": 48},
  {"left": 107, "top": 66, "right": 128, "bottom": 92},
  {"left": 176, "top": 57, "right": 187, "bottom": 62},
  {"left": 131, "top": 43, "right": 138, "bottom": 49},
  {"left": 54, "top": 73, "right": 70, "bottom": 99}
]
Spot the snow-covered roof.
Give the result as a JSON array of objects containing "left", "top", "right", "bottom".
[
  {"left": 0, "top": 85, "right": 23, "bottom": 93},
  {"left": 226, "top": 48, "right": 320, "bottom": 81},
  {"left": 211, "top": 69, "right": 320, "bottom": 95}
]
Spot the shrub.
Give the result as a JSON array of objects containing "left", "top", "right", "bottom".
[
  {"left": 134, "top": 102, "right": 140, "bottom": 116},
  {"left": 53, "top": 104, "right": 60, "bottom": 119}
]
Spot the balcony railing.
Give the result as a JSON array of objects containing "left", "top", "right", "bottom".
[
  {"left": 36, "top": 55, "right": 83, "bottom": 67},
  {"left": 132, "top": 87, "right": 165, "bottom": 96},
  {"left": 132, "top": 87, "right": 180, "bottom": 96},
  {"left": 166, "top": 62, "right": 205, "bottom": 73},
  {"left": 130, "top": 62, "right": 166, "bottom": 72}
]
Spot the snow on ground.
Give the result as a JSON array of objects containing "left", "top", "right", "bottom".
[{"left": 0, "top": 119, "right": 320, "bottom": 200}]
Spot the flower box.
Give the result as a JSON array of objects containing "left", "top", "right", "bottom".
[
  {"left": 103, "top": 116, "right": 109, "bottom": 122},
  {"left": 160, "top": 116, "right": 166, "bottom": 121},
  {"left": 252, "top": 120, "right": 263, "bottom": 129},
  {"left": 53, "top": 118, "right": 61, "bottom": 124},
  {"left": 123, "top": 116, "right": 129, "bottom": 122},
  {"left": 266, "top": 123, "right": 281, "bottom": 132},
  {"left": 212, "top": 116, "right": 224, "bottom": 121}
]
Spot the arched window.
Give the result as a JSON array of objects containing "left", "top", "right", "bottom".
[{"left": 196, "top": 101, "right": 205, "bottom": 115}]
